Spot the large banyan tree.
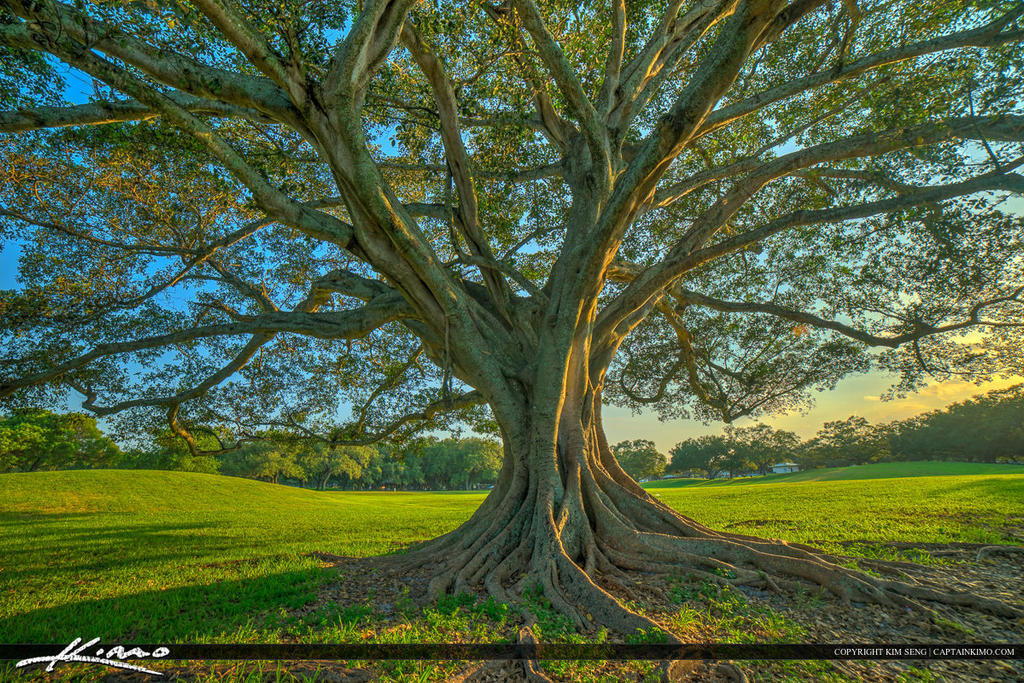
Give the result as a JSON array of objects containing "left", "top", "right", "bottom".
[{"left": 2, "top": 0, "right": 1023, "bottom": 631}]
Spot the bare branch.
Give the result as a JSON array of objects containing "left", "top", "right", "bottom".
[
  {"left": 700, "top": 7, "right": 1024, "bottom": 136},
  {"left": 0, "top": 94, "right": 271, "bottom": 133},
  {"left": 0, "top": 298, "right": 413, "bottom": 399},
  {"left": 673, "top": 286, "right": 1024, "bottom": 348},
  {"left": 650, "top": 114, "right": 1024, "bottom": 213}
]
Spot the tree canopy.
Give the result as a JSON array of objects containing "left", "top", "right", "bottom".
[
  {"left": 1, "top": 1, "right": 1022, "bottom": 444},
  {"left": 2, "top": 0, "right": 1023, "bottom": 634}
]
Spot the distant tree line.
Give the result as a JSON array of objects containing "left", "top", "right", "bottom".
[
  {"left": 121, "top": 433, "right": 504, "bottom": 490},
  {"left": 0, "top": 409, "right": 120, "bottom": 472},
  {"left": 0, "top": 409, "right": 501, "bottom": 490},
  {"left": 3, "top": 384, "right": 1021, "bottom": 483},
  {"left": 669, "top": 385, "right": 1024, "bottom": 477}
]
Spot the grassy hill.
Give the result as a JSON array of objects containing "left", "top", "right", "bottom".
[
  {"left": 645, "top": 460, "right": 1024, "bottom": 488},
  {"left": 1, "top": 462, "right": 1022, "bottom": 647},
  {"left": 0, "top": 470, "right": 483, "bottom": 644}
]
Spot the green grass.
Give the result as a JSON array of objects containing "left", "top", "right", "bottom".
[
  {"left": 1, "top": 461, "right": 1022, "bottom": 680},
  {"left": 646, "top": 460, "right": 1024, "bottom": 488},
  {"left": 644, "top": 462, "right": 1024, "bottom": 558},
  {"left": 0, "top": 470, "right": 482, "bottom": 642}
]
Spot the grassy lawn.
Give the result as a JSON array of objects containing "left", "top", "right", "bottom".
[
  {"left": 647, "top": 461, "right": 1024, "bottom": 553},
  {"left": 1, "top": 462, "right": 1022, "bottom": 679},
  {"left": 0, "top": 470, "right": 481, "bottom": 643}
]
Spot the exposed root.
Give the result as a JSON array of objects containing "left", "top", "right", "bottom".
[
  {"left": 977, "top": 544, "right": 1024, "bottom": 561},
  {"left": 381, "top": 425, "right": 1022, "bottom": 643},
  {"left": 517, "top": 627, "right": 556, "bottom": 683},
  {"left": 655, "top": 659, "right": 699, "bottom": 682},
  {"left": 391, "top": 514, "right": 1023, "bottom": 646},
  {"left": 716, "top": 661, "right": 749, "bottom": 683}
]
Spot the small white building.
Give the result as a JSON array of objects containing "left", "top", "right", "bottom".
[{"left": 771, "top": 462, "right": 800, "bottom": 474}]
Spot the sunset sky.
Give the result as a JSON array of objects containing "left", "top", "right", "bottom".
[{"left": 602, "top": 372, "right": 1023, "bottom": 452}]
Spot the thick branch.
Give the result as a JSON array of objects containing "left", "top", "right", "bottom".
[
  {"left": 324, "top": 0, "right": 418, "bottom": 108},
  {"left": 244, "top": 390, "right": 485, "bottom": 447},
  {"left": 683, "top": 171, "right": 1024, "bottom": 273},
  {"left": 10, "top": 21, "right": 356, "bottom": 251},
  {"left": 509, "top": 0, "right": 604, "bottom": 153},
  {"left": 610, "top": 0, "right": 734, "bottom": 132},
  {"left": 587, "top": 0, "right": 785, "bottom": 290},
  {"left": 190, "top": 0, "right": 298, "bottom": 96},
  {"left": 2, "top": 3, "right": 294, "bottom": 118},
  {"left": 599, "top": 140, "right": 1024, "bottom": 343},
  {"left": 73, "top": 333, "right": 274, "bottom": 417},
  {"left": 401, "top": 21, "right": 510, "bottom": 312}
]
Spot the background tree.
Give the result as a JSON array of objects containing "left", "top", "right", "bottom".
[
  {"left": 2, "top": 0, "right": 1023, "bottom": 630},
  {"left": 889, "top": 384, "right": 1024, "bottom": 463},
  {"left": 611, "top": 439, "right": 667, "bottom": 481},
  {"left": 417, "top": 437, "right": 503, "bottom": 489},
  {"left": 729, "top": 423, "right": 800, "bottom": 475},
  {"left": 124, "top": 427, "right": 222, "bottom": 472},
  {"left": 297, "top": 443, "right": 376, "bottom": 490},
  {"left": 0, "top": 408, "right": 119, "bottom": 471},
  {"left": 811, "top": 415, "right": 889, "bottom": 466},
  {"left": 222, "top": 439, "right": 301, "bottom": 484},
  {"left": 718, "top": 425, "right": 753, "bottom": 478},
  {"left": 669, "top": 434, "right": 728, "bottom": 479}
]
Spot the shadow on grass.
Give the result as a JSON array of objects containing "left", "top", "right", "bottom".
[
  {"left": 0, "top": 569, "right": 328, "bottom": 643},
  {"left": 0, "top": 519, "right": 249, "bottom": 583},
  {"left": 0, "top": 511, "right": 115, "bottom": 523}
]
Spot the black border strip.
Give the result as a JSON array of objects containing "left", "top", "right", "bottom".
[{"left": 2, "top": 643, "right": 1021, "bottom": 661}]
